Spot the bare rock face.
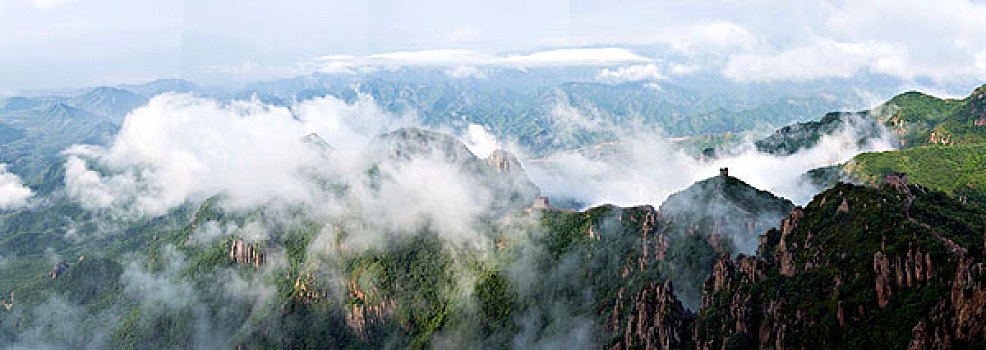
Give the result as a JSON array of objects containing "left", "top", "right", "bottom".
[
  {"left": 838, "top": 197, "right": 850, "bottom": 212},
  {"left": 229, "top": 240, "right": 264, "bottom": 267},
  {"left": 950, "top": 257, "right": 986, "bottom": 341},
  {"left": 873, "top": 251, "right": 894, "bottom": 307},
  {"left": 695, "top": 256, "right": 769, "bottom": 349},
  {"left": 768, "top": 207, "right": 805, "bottom": 277},
  {"left": 702, "top": 257, "right": 737, "bottom": 310},
  {"left": 873, "top": 247, "right": 937, "bottom": 307},
  {"left": 344, "top": 278, "right": 395, "bottom": 337},
  {"left": 609, "top": 281, "right": 689, "bottom": 350},
  {"left": 591, "top": 205, "right": 697, "bottom": 350},
  {"left": 485, "top": 149, "right": 519, "bottom": 173},
  {"left": 905, "top": 256, "right": 986, "bottom": 349}
]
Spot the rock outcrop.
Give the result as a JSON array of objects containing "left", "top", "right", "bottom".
[
  {"left": 229, "top": 240, "right": 264, "bottom": 267},
  {"left": 694, "top": 182, "right": 986, "bottom": 349},
  {"left": 608, "top": 281, "right": 689, "bottom": 350}
]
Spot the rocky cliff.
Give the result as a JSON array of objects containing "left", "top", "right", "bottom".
[{"left": 694, "top": 182, "right": 986, "bottom": 349}]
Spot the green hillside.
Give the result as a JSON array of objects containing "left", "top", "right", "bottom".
[
  {"left": 846, "top": 144, "right": 986, "bottom": 196},
  {"left": 875, "top": 85, "right": 986, "bottom": 147}
]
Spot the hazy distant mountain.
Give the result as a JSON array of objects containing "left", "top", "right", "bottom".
[
  {"left": 122, "top": 78, "right": 201, "bottom": 96},
  {"left": 69, "top": 87, "right": 148, "bottom": 122}
]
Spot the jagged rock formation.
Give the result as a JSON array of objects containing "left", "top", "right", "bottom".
[
  {"left": 229, "top": 240, "right": 264, "bottom": 267},
  {"left": 484, "top": 149, "right": 542, "bottom": 208},
  {"left": 608, "top": 280, "right": 690, "bottom": 350},
  {"left": 549, "top": 205, "right": 694, "bottom": 350},
  {"left": 343, "top": 277, "right": 395, "bottom": 337},
  {"left": 908, "top": 256, "right": 986, "bottom": 349},
  {"left": 694, "top": 182, "right": 986, "bottom": 349}
]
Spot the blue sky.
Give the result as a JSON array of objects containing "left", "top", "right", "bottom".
[{"left": 2, "top": 0, "right": 986, "bottom": 93}]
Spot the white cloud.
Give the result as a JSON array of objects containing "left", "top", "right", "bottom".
[
  {"left": 596, "top": 64, "right": 663, "bottom": 82},
  {"left": 669, "top": 63, "right": 701, "bottom": 75},
  {"left": 61, "top": 93, "right": 532, "bottom": 249},
  {"left": 314, "top": 61, "right": 356, "bottom": 75},
  {"left": 444, "top": 66, "right": 487, "bottom": 79},
  {"left": 315, "top": 54, "right": 356, "bottom": 61},
  {"left": 977, "top": 51, "right": 986, "bottom": 73},
  {"left": 364, "top": 49, "right": 493, "bottom": 66},
  {"left": 307, "top": 47, "right": 652, "bottom": 73},
  {"left": 62, "top": 93, "right": 389, "bottom": 216},
  {"left": 0, "top": 164, "right": 32, "bottom": 209},
  {"left": 200, "top": 61, "right": 314, "bottom": 82},
  {"left": 655, "top": 21, "right": 760, "bottom": 54},
  {"left": 499, "top": 48, "right": 648, "bottom": 66},
  {"left": 716, "top": 0, "right": 986, "bottom": 82},
  {"left": 28, "top": 0, "right": 78, "bottom": 11},
  {"left": 722, "top": 40, "right": 900, "bottom": 82},
  {"left": 363, "top": 158, "right": 489, "bottom": 239},
  {"left": 525, "top": 105, "right": 894, "bottom": 208},
  {"left": 462, "top": 124, "right": 498, "bottom": 158}
]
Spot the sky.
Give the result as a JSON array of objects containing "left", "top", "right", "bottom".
[{"left": 2, "top": 0, "right": 986, "bottom": 93}]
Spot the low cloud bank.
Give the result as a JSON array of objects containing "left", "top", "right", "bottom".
[
  {"left": 524, "top": 102, "right": 894, "bottom": 208},
  {"left": 0, "top": 164, "right": 32, "bottom": 210}
]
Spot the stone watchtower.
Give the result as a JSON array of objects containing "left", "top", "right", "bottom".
[
  {"left": 531, "top": 197, "right": 551, "bottom": 210},
  {"left": 719, "top": 167, "right": 729, "bottom": 177}
]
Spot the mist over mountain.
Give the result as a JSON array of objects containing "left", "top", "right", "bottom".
[{"left": 4, "top": 2, "right": 986, "bottom": 345}]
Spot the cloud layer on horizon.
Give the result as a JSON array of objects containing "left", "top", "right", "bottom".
[{"left": 5, "top": 0, "right": 986, "bottom": 91}]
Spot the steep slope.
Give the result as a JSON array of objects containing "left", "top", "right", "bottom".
[
  {"left": 776, "top": 84, "right": 986, "bottom": 209},
  {"left": 758, "top": 83, "right": 986, "bottom": 156},
  {"left": 844, "top": 144, "right": 986, "bottom": 206},
  {"left": 656, "top": 173, "right": 795, "bottom": 309},
  {"left": 876, "top": 84, "right": 986, "bottom": 147},
  {"left": 694, "top": 180, "right": 986, "bottom": 349},
  {"left": 660, "top": 173, "right": 795, "bottom": 254}
]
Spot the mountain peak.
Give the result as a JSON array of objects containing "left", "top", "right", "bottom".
[
  {"left": 373, "top": 127, "right": 477, "bottom": 164},
  {"left": 659, "top": 174, "right": 794, "bottom": 254},
  {"left": 70, "top": 86, "right": 147, "bottom": 121},
  {"left": 300, "top": 132, "right": 333, "bottom": 154}
]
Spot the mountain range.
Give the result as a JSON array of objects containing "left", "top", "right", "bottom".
[{"left": 0, "top": 77, "right": 985, "bottom": 348}]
